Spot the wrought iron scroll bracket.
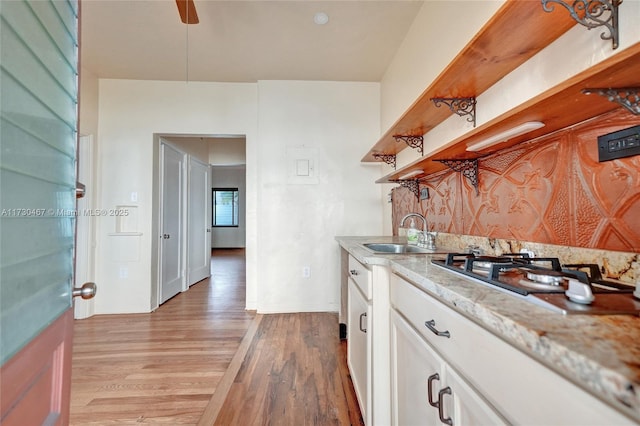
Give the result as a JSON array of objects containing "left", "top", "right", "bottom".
[
  {"left": 541, "top": 0, "right": 621, "bottom": 49},
  {"left": 372, "top": 153, "right": 397, "bottom": 169},
  {"left": 582, "top": 87, "right": 640, "bottom": 115},
  {"left": 435, "top": 159, "right": 480, "bottom": 196},
  {"left": 390, "top": 179, "right": 421, "bottom": 199},
  {"left": 393, "top": 135, "right": 424, "bottom": 155},
  {"left": 431, "top": 97, "right": 476, "bottom": 127}
]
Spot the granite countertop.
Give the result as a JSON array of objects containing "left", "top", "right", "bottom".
[{"left": 336, "top": 236, "right": 640, "bottom": 423}]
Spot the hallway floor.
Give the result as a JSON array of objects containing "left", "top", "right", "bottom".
[{"left": 69, "top": 249, "right": 255, "bottom": 424}]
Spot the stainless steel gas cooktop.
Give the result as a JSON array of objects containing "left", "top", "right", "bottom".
[{"left": 431, "top": 253, "right": 640, "bottom": 315}]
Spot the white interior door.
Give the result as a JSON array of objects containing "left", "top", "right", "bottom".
[
  {"left": 160, "top": 142, "right": 185, "bottom": 303},
  {"left": 187, "top": 157, "right": 210, "bottom": 285}
]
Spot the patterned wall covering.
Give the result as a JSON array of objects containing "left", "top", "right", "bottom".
[{"left": 392, "top": 109, "right": 640, "bottom": 253}]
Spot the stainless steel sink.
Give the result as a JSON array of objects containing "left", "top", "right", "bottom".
[{"left": 363, "top": 243, "right": 433, "bottom": 254}]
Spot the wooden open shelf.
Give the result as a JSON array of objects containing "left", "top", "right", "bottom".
[
  {"left": 362, "top": 0, "right": 576, "bottom": 163},
  {"left": 377, "top": 42, "right": 640, "bottom": 183}
]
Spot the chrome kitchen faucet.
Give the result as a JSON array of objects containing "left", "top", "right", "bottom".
[{"left": 400, "top": 213, "right": 436, "bottom": 250}]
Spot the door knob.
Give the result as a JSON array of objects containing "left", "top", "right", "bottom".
[
  {"left": 73, "top": 282, "right": 97, "bottom": 299},
  {"left": 75, "top": 182, "right": 86, "bottom": 199}
]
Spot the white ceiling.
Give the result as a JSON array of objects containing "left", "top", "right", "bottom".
[{"left": 80, "top": 0, "right": 424, "bottom": 83}]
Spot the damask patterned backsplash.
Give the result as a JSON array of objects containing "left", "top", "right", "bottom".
[{"left": 392, "top": 109, "right": 640, "bottom": 253}]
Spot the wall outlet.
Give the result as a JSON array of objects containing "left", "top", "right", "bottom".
[
  {"left": 302, "top": 266, "right": 311, "bottom": 278},
  {"left": 598, "top": 124, "right": 640, "bottom": 162}
]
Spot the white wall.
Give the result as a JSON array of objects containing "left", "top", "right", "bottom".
[
  {"left": 93, "top": 78, "right": 382, "bottom": 314},
  {"left": 95, "top": 80, "right": 258, "bottom": 313},
  {"left": 79, "top": 66, "right": 99, "bottom": 137},
  {"left": 380, "top": 1, "right": 504, "bottom": 133},
  {"left": 256, "top": 80, "right": 382, "bottom": 313},
  {"left": 211, "top": 165, "right": 246, "bottom": 248},
  {"left": 210, "top": 139, "right": 247, "bottom": 248},
  {"left": 209, "top": 137, "right": 246, "bottom": 165}
]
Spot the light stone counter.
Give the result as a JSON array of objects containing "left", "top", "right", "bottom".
[{"left": 336, "top": 236, "right": 640, "bottom": 423}]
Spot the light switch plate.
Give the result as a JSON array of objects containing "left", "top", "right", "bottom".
[{"left": 286, "top": 146, "right": 318, "bottom": 184}]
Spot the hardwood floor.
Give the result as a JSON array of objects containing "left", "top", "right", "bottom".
[
  {"left": 69, "top": 249, "right": 362, "bottom": 425},
  {"left": 69, "top": 249, "right": 254, "bottom": 425},
  {"left": 212, "top": 313, "right": 364, "bottom": 426}
]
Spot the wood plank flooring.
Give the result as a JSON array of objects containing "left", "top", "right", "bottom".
[
  {"left": 212, "top": 313, "right": 364, "bottom": 426},
  {"left": 69, "top": 249, "right": 255, "bottom": 425},
  {"left": 69, "top": 249, "right": 362, "bottom": 425}
]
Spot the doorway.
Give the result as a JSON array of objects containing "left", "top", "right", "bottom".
[{"left": 152, "top": 135, "right": 247, "bottom": 309}]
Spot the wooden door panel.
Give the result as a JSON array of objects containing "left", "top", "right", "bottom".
[{"left": 1, "top": 310, "right": 73, "bottom": 426}]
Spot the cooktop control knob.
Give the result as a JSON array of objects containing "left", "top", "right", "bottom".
[{"left": 565, "top": 278, "right": 595, "bottom": 305}]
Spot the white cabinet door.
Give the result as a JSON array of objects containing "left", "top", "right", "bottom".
[
  {"left": 391, "top": 310, "right": 442, "bottom": 425},
  {"left": 348, "top": 277, "right": 371, "bottom": 424},
  {"left": 391, "top": 310, "right": 505, "bottom": 426},
  {"left": 446, "top": 367, "right": 506, "bottom": 426}
]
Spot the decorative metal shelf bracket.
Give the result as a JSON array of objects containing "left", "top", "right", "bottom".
[
  {"left": 391, "top": 179, "right": 421, "bottom": 199},
  {"left": 541, "top": 0, "right": 621, "bottom": 49},
  {"left": 435, "top": 159, "right": 480, "bottom": 196},
  {"left": 431, "top": 97, "right": 476, "bottom": 127},
  {"left": 393, "top": 135, "right": 424, "bottom": 155},
  {"left": 372, "top": 153, "right": 397, "bottom": 169},
  {"left": 582, "top": 87, "right": 640, "bottom": 115}
]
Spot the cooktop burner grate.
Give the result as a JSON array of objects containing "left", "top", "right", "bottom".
[{"left": 430, "top": 253, "right": 639, "bottom": 315}]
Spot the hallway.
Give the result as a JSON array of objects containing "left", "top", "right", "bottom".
[{"left": 69, "top": 249, "right": 255, "bottom": 424}]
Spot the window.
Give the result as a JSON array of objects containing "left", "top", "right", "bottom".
[{"left": 212, "top": 188, "right": 239, "bottom": 227}]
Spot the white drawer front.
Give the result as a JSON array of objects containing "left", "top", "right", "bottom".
[
  {"left": 348, "top": 254, "right": 372, "bottom": 300},
  {"left": 390, "top": 273, "right": 458, "bottom": 356}
]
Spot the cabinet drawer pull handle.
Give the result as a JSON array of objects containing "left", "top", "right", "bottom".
[
  {"left": 350, "top": 269, "right": 359, "bottom": 276},
  {"left": 427, "top": 373, "right": 440, "bottom": 408},
  {"left": 425, "top": 319, "right": 450, "bottom": 338},
  {"left": 438, "top": 386, "right": 453, "bottom": 425},
  {"left": 359, "top": 312, "right": 367, "bottom": 333}
]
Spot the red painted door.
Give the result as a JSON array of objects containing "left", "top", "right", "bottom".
[
  {"left": 0, "top": 1, "right": 85, "bottom": 424},
  {"left": 0, "top": 311, "right": 75, "bottom": 426}
]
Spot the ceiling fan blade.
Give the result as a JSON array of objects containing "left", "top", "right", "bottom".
[{"left": 176, "top": 0, "right": 199, "bottom": 24}]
